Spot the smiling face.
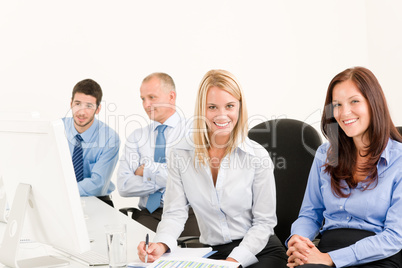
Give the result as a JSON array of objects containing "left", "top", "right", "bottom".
[
  {"left": 205, "top": 86, "right": 240, "bottom": 143},
  {"left": 140, "top": 76, "right": 176, "bottom": 124},
  {"left": 70, "top": 92, "right": 100, "bottom": 133},
  {"left": 332, "top": 79, "right": 371, "bottom": 147}
]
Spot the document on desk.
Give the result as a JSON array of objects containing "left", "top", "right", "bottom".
[
  {"left": 146, "top": 257, "right": 239, "bottom": 268},
  {"left": 163, "top": 247, "right": 215, "bottom": 258},
  {"left": 128, "top": 247, "right": 219, "bottom": 268}
]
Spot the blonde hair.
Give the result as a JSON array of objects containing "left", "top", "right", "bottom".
[{"left": 193, "top": 69, "right": 248, "bottom": 166}]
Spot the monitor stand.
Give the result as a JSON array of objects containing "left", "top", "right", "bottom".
[
  {"left": 0, "top": 176, "right": 8, "bottom": 223},
  {"left": 0, "top": 183, "right": 69, "bottom": 268}
]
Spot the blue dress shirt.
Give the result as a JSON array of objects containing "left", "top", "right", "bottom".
[
  {"left": 63, "top": 117, "right": 120, "bottom": 196},
  {"left": 289, "top": 139, "right": 402, "bottom": 267}
]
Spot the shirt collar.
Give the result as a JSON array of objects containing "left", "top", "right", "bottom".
[
  {"left": 72, "top": 118, "right": 99, "bottom": 143},
  {"left": 175, "top": 135, "right": 257, "bottom": 157},
  {"left": 151, "top": 112, "right": 180, "bottom": 132},
  {"left": 378, "top": 138, "right": 393, "bottom": 167},
  {"left": 236, "top": 137, "right": 258, "bottom": 156}
]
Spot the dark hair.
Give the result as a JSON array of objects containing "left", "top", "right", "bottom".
[
  {"left": 72, "top": 79, "right": 103, "bottom": 106},
  {"left": 321, "top": 66, "right": 402, "bottom": 198}
]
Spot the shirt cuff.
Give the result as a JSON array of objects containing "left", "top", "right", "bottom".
[
  {"left": 228, "top": 245, "right": 258, "bottom": 268},
  {"left": 153, "top": 233, "right": 178, "bottom": 254},
  {"left": 328, "top": 246, "right": 357, "bottom": 268},
  {"left": 143, "top": 165, "right": 156, "bottom": 183},
  {"left": 77, "top": 180, "right": 88, "bottom": 196}
]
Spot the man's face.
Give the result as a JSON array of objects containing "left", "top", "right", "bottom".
[
  {"left": 140, "top": 77, "right": 175, "bottom": 124},
  {"left": 70, "top": 92, "right": 100, "bottom": 133}
]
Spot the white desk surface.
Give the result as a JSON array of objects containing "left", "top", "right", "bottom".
[{"left": 0, "top": 196, "right": 155, "bottom": 267}]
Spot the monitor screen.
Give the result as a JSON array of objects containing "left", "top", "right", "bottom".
[{"left": 0, "top": 118, "right": 90, "bottom": 267}]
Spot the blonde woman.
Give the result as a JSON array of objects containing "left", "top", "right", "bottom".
[{"left": 137, "top": 69, "right": 287, "bottom": 268}]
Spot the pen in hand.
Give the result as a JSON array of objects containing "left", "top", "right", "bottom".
[{"left": 145, "top": 234, "right": 149, "bottom": 263}]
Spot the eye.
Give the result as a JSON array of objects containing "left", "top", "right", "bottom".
[
  {"left": 332, "top": 103, "right": 340, "bottom": 108},
  {"left": 226, "top": 104, "right": 234, "bottom": 109},
  {"left": 86, "top": 104, "right": 95, "bottom": 109},
  {"left": 351, "top": 100, "right": 359, "bottom": 104},
  {"left": 208, "top": 105, "right": 216, "bottom": 110}
]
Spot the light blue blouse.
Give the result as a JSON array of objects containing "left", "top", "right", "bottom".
[{"left": 289, "top": 139, "right": 402, "bottom": 267}]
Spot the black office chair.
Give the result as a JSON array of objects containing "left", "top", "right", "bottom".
[
  {"left": 397, "top": 126, "right": 402, "bottom": 136},
  {"left": 248, "top": 118, "right": 322, "bottom": 246},
  {"left": 119, "top": 205, "right": 203, "bottom": 247}
]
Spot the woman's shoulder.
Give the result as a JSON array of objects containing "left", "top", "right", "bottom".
[
  {"left": 171, "top": 136, "right": 195, "bottom": 153},
  {"left": 240, "top": 137, "right": 270, "bottom": 157},
  {"left": 386, "top": 139, "right": 402, "bottom": 164},
  {"left": 311, "top": 142, "right": 330, "bottom": 164},
  {"left": 389, "top": 138, "right": 402, "bottom": 150}
]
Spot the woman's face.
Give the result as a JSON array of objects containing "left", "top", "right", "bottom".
[
  {"left": 205, "top": 86, "right": 240, "bottom": 142},
  {"left": 332, "top": 79, "right": 371, "bottom": 145}
]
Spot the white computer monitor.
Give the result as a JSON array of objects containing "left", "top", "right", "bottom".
[{"left": 0, "top": 118, "right": 90, "bottom": 267}]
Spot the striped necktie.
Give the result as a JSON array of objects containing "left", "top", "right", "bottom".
[{"left": 72, "top": 134, "right": 84, "bottom": 182}]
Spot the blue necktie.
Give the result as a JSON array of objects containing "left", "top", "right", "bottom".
[
  {"left": 72, "top": 134, "right": 84, "bottom": 182},
  {"left": 146, "top": 125, "right": 167, "bottom": 213},
  {"left": 154, "top": 125, "right": 168, "bottom": 163}
]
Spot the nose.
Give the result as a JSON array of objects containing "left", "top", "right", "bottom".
[
  {"left": 74, "top": 106, "right": 86, "bottom": 115},
  {"left": 215, "top": 108, "right": 229, "bottom": 119},
  {"left": 337, "top": 104, "right": 352, "bottom": 118},
  {"left": 342, "top": 105, "right": 352, "bottom": 115},
  {"left": 143, "top": 99, "right": 150, "bottom": 109}
]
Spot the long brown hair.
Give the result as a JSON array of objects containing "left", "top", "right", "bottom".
[{"left": 321, "top": 67, "right": 402, "bottom": 197}]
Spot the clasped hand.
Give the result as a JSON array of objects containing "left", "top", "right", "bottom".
[{"left": 286, "top": 235, "right": 334, "bottom": 267}]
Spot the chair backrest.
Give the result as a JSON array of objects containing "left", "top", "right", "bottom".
[
  {"left": 397, "top": 126, "right": 402, "bottom": 136},
  {"left": 248, "top": 118, "right": 322, "bottom": 245}
]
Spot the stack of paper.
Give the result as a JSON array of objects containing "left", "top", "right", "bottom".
[
  {"left": 147, "top": 257, "right": 239, "bottom": 268},
  {"left": 128, "top": 247, "right": 239, "bottom": 268}
]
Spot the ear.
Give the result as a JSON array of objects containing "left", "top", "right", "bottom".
[
  {"left": 169, "top": 91, "right": 176, "bottom": 104},
  {"left": 95, "top": 104, "right": 101, "bottom": 115},
  {"left": 70, "top": 98, "right": 73, "bottom": 108}
]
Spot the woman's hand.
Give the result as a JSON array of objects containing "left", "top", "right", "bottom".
[
  {"left": 137, "top": 241, "right": 168, "bottom": 263},
  {"left": 225, "top": 257, "right": 240, "bottom": 267},
  {"left": 288, "top": 246, "right": 334, "bottom": 267},
  {"left": 286, "top": 235, "right": 334, "bottom": 267},
  {"left": 286, "top": 235, "right": 315, "bottom": 267}
]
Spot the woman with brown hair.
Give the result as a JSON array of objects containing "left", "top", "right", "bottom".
[{"left": 286, "top": 66, "right": 402, "bottom": 268}]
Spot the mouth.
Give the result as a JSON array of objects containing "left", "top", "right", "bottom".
[
  {"left": 214, "top": 121, "right": 230, "bottom": 128},
  {"left": 343, "top": 118, "right": 358, "bottom": 125},
  {"left": 76, "top": 117, "right": 87, "bottom": 122}
]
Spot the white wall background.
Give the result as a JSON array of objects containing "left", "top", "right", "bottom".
[{"left": 1, "top": 0, "right": 401, "bottom": 209}]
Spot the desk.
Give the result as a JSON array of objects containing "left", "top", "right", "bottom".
[{"left": 0, "top": 196, "right": 155, "bottom": 267}]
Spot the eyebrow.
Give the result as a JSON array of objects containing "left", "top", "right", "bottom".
[
  {"left": 73, "top": 100, "right": 95, "bottom": 105},
  {"left": 332, "top": 95, "right": 362, "bottom": 102},
  {"left": 207, "top": 101, "right": 237, "bottom": 105}
]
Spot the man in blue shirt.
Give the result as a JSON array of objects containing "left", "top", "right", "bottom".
[{"left": 63, "top": 79, "right": 120, "bottom": 207}]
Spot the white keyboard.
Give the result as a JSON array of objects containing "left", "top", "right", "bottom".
[{"left": 57, "top": 249, "right": 109, "bottom": 266}]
